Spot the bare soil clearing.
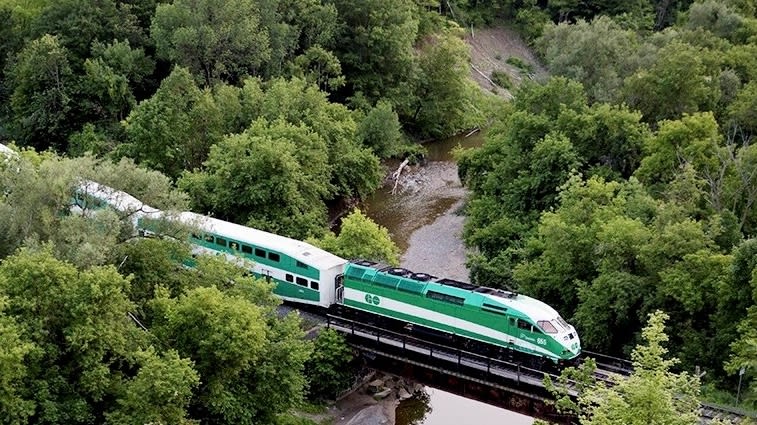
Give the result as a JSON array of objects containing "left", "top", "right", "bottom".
[{"left": 465, "top": 26, "right": 547, "bottom": 96}]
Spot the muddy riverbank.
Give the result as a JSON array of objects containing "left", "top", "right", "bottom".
[{"left": 361, "top": 132, "right": 483, "bottom": 271}]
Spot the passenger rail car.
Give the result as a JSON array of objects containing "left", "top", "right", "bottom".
[
  {"left": 138, "top": 211, "right": 348, "bottom": 307},
  {"left": 71, "top": 180, "right": 161, "bottom": 228}
]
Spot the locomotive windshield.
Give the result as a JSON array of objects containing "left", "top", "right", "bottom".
[{"left": 537, "top": 320, "right": 558, "bottom": 334}]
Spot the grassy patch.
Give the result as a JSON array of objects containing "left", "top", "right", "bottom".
[
  {"left": 298, "top": 401, "right": 329, "bottom": 415},
  {"left": 700, "top": 383, "right": 757, "bottom": 414},
  {"left": 490, "top": 70, "right": 513, "bottom": 89},
  {"left": 506, "top": 56, "right": 534, "bottom": 74}
]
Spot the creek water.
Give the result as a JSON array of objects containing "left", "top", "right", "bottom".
[
  {"left": 395, "top": 387, "right": 534, "bottom": 425},
  {"left": 360, "top": 131, "right": 535, "bottom": 425},
  {"left": 359, "top": 132, "right": 484, "bottom": 277}
]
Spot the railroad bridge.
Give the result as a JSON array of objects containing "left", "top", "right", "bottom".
[{"left": 324, "top": 315, "right": 752, "bottom": 424}]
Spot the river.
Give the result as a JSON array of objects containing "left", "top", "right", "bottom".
[{"left": 360, "top": 132, "right": 535, "bottom": 425}]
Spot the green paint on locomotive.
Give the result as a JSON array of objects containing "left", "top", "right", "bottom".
[{"left": 342, "top": 262, "right": 578, "bottom": 362}]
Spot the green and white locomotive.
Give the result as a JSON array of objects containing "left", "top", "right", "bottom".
[
  {"left": 341, "top": 261, "right": 581, "bottom": 363},
  {"left": 71, "top": 178, "right": 582, "bottom": 365}
]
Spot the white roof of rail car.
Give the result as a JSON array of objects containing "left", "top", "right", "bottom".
[
  {"left": 0, "top": 144, "right": 13, "bottom": 154},
  {"left": 0, "top": 143, "right": 18, "bottom": 157},
  {"left": 482, "top": 292, "right": 561, "bottom": 321},
  {"left": 77, "top": 180, "right": 160, "bottom": 214},
  {"left": 176, "top": 211, "right": 348, "bottom": 270}
]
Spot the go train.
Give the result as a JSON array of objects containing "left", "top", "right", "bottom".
[
  {"left": 71, "top": 179, "right": 581, "bottom": 365},
  {"left": 0, "top": 141, "right": 581, "bottom": 365}
]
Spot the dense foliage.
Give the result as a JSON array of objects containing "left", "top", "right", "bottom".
[
  {"left": 0, "top": 0, "right": 490, "bottom": 241},
  {"left": 308, "top": 209, "right": 401, "bottom": 266},
  {"left": 0, "top": 151, "right": 365, "bottom": 424},
  {"left": 4, "top": 0, "right": 757, "bottom": 419},
  {"left": 457, "top": 0, "right": 757, "bottom": 407},
  {"left": 545, "top": 312, "right": 702, "bottom": 425}
]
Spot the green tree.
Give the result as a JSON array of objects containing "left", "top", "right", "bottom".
[
  {"left": 537, "top": 17, "right": 639, "bottom": 103},
  {"left": 121, "top": 66, "right": 226, "bottom": 178},
  {"left": 105, "top": 348, "right": 199, "bottom": 425},
  {"left": 305, "top": 329, "right": 354, "bottom": 400},
  {"left": 727, "top": 80, "right": 757, "bottom": 137},
  {"left": 308, "top": 209, "right": 401, "bottom": 265},
  {"left": 726, "top": 238, "right": 757, "bottom": 406},
  {"left": 332, "top": 0, "right": 419, "bottom": 107},
  {"left": 180, "top": 118, "right": 331, "bottom": 239},
  {"left": 151, "top": 0, "right": 271, "bottom": 85},
  {"left": 685, "top": 0, "right": 745, "bottom": 41},
  {"left": 289, "top": 45, "right": 345, "bottom": 92},
  {"left": 8, "top": 34, "right": 75, "bottom": 151},
  {"left": 636, "top": 112, "right": 757, "bottom": 233},
  {"left": 411, "top": 29, "right": 480, "bottom": 139},
  {"left": 30, "top": 0, "right": 147, "bottom": 65},
  {"left": 78, "top": 39, "right": 155, "bottom": 133},
  {"left": 548, "top": 311, "right": 701, "bottom": 425},
  {"left": 459, "top": 78, "right": 649, "bottom": 286},
  {"left": 357, "top": 100, "right": 404, "bottom": 158},
  {"left": 110, "top": 238, "right": 194, "bottom": 311},
  {"left": 727, "top": 307, "right": 757, "bottom": 406},
  {"left": 150, "top": 285, "right": 311, "bottom": 424},
  {"left": 254, "top": 0, "right": 340, "bottom": 78},
  {"left": 243, "top": 77, "right": 383, "bottom": 200},
  {"left": 623, "top": 41, "right": 720, "bottom": 123},
  {"left": 0, "top": 297, "right": 35, "bottom": 425},
  {"left": 0, "top": 248, "right": 152, "bottom": 424}
]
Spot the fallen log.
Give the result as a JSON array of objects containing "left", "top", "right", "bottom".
[{"left": 391, "top": 158, "right": 410, "bottom": 195}]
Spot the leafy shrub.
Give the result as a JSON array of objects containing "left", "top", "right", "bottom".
[
  {"left": 506, "top": 56, "right": 534, "bottom": 73},
  {"left": 490, "top": 70, "right": 513, "bottom": 89}
]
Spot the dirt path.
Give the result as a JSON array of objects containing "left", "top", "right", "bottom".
[{"left": 465, "top": 26, "right": 547, "bottom": 96}]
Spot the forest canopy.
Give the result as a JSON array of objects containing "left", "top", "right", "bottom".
[
  {"left": 455, "top": 0, "right": 757, "bottom": 409},
  {"left": 3, "top": 0, "right": 757, "bottom": 420}
]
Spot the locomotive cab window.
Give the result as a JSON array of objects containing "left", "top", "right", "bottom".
[
  {"left": 538, "top": 320, "right": 558, "bottom": 334},
  {"left": 517, "top": 319, "right": 532, "bottom": 332}
]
